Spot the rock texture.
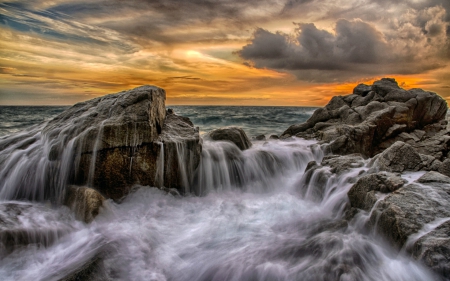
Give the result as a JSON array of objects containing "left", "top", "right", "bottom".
[
  {"left": 347, "top": 172, "right": 406, "bottom": 211},
  {"left": 285, "top": 78, "right": 450, "bottom": 279},
  {"left": 205, "top": 126, "right": 252, "bottom": 150},
  {"left": 64, "top": 186, "right": 105, "bottom": 223},
  {"left": 43, "top": 85, "right": 201, "bottom": 200},
  {"left": 282, "top": 78, "right": 448, "bottom": 158}
]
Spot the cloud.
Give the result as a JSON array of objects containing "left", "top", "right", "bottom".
[{"left": 239, "top": 5, "right": 450, "bottom": 82}]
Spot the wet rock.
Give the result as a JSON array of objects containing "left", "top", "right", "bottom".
[
  {"left": 253, "top": 134, "right": 266, "bottom": 141},
  {"left": 0, "top": 202, "right": 74, "bottom": 255},
  {"left": 64, "top": 186, "right": 105, "bottom": 223},
  {"left": 416, "top": 171, "right": 450, "bottom": 184},
  {"left": 438, "top": 159, "right": 450, "bottom": 177},
  {"left": 369, "top": 182, "right": 450, "bottom": 250},
  {"left": 269, "top": 134, "right": 279, "bottom": 140},
  {"left": 372, "top": 141, "right": 423, "bottom": 173},
  {"left": 37, "top": 85, "right": 202, "bottom": 200},
  {"left": 205, "top": 127, "right": 252, "bottom": 150},
  {"left": 348, "top": 172, "right": 406, "bottom": 211},
  {"left": 411, "top": 220, "right": 450, "bottom": 278},
  {"left": 282, "top": 78, "right": 447, "bottom": 157},
  {"left": 321, "top": 154, "right": 365, "bottom": 174}
]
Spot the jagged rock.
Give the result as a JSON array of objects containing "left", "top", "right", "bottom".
[
  {"left": 371, "top": 141, "right": 423, "bottom": 173},
  {"left": 321, "top": 154, "right": 365, "bottom": 174},
  {"left": 416, "top": 171, "right": 450, "bottom": 184},
  {"left": 369, "top": 182, "right": 450, "bottom": 249},
  {"left": 282, "top": 78, "right": 448, "bottom": 157},
  {"left": 411, "top": 220, "right": 450, "bottom": 278},
  {"left": 348, "top": 172, "right": 406, "bottom": 211},
  {"left": 205, "top": 127, "right": 252, "bottom": 150},
  {"left": 64, "top": 186, "right": 105, "bottom": 223},
  {"left": 39, "top": 85, "right": 202, "bottom": 200}
]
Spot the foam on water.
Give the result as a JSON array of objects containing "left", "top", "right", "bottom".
[{"left": 0, "top": 106, "right": 439, "bottom": 280}]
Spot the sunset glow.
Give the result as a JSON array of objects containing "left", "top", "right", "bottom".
[{"left": 1, "top": 0, "right": 449, "bottom": 106}]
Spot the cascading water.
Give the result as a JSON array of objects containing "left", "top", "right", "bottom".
[
  {"left": 0, "top": 103, "right": 441, "bottom": 281},
  {"left": 0, "top": 134, "right": 438, "bottom": 280}
]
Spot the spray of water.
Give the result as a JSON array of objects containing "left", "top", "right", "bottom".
[{"left": 0, "top": 137, "right": 438, "bottom": 281}]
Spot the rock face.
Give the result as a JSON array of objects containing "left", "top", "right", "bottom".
[
  {"left": 64, "top": 186, "right": 105, "bottom": 223},
  {"left": 347, "top": 172, "right": 406, "bottom": 211},
  {"left": 284, "top": 78, "right": 450, "bottom": 278},
  {"left": 43, "top": 85, "right": 201, "bottom": 200},
  {"left": 371, "top": 141, "right": 423, "bottom": 173},
  {"left": 0, "top": 202, "right": 74, "bottom": 255},
  {"left": 282, "top": 78, "right": 448, "bottom": 157},
  {"left": 205, "top": 126, "right": 252, "bottom": 150}
]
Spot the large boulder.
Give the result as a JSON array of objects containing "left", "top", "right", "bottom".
[
  {"left": 282, "top": 78, "right": 448, "bottom": 157},
  {"left": 0, "top": 85, "right": 202, "bottom": 202},
  {"left": 64, "top": 86, "right": 202, "bottom": 199},
  {"left": 205, "top": 127, "right": 252, "bottom": 150}
]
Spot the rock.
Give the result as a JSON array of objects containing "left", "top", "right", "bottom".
[
  {"left": 253, "top": 134, "right": 266, "bottom": 141},
  {"left": 0, "top": 202, "right": 74, "bottom": 255},
  {"left": 205, "top": 127, "right": 252, "bottom": 150},
  {"left": 321, "top": 154, "right": 365, "bottom": 174},
  {"left": 64, "top": 186, "right": 105, "bottom": 223},
  {"left": 35, "top": 85, "right": 202, "bottom": 200},
  {"left": 411, "top": 220, "right": 450, "bottom": 278},
  {"left": 372, "top": 141, "right": 423, "bottom": 173},
  {"left": 416, "top": 171, "right": 450, "bottom": 184},
  {"left": 369, "top": 182, "right": 450, "bottom": 250},
  {"left": 348, "top": 172, "right": 406, "bottom": 211},
  {"left": 269, "top": 135, "right": 279, "bottom": 140},
  {"left": 281, "top": 78, "right": 448, "bottom": 157},
  {"left": 438, "top": 159, "right": 450, "bottom": 177}
]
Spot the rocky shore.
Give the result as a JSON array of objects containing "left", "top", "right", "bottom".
[{"left": 287, "top": 78, "right": 450, "bottom": 278}]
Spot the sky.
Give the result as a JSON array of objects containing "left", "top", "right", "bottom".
[{"left": 0, "top": 0, "right": 449, "bottom": 106}]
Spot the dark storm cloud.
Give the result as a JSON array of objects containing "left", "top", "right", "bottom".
[{"left": 239, "top": 1, "right": 450, "bottom": 82}]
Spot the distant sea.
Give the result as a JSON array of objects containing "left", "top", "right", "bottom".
[{"left": 0, "top": 105, "right": 317, "bottom": 138}]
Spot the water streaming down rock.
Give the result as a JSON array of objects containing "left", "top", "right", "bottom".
[
  {"left": 0, "top": 86, "right": 202, "bottom": 203},
  {"left": 0, "top": 81, "right": 446, "bottom": 280},
  {"left": 0, "top": 137, "right": 438, "bottom": 281}
]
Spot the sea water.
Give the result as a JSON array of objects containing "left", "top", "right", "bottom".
[{"left": 0, "top": 106, "right": 438, "bottom": 280}]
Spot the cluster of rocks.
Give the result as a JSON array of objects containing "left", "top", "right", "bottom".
[{"left": 291, "top": 78, "right": 450, "bottom": 278}]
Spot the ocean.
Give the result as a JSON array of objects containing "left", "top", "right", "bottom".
[
  {"left": 0, "top": 105, "right": 315, "bottom": 138},
  {"left": 0, "top": 105, "right": 436, "bottom": 280}
]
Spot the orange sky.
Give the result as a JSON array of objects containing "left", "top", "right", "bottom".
[{"left": 1, "top": 0, "right": 449, "bottom": 106}]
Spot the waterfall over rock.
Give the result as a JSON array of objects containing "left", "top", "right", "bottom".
[{"left": 0, "top": 85, "right": 202, "bottom": 202}]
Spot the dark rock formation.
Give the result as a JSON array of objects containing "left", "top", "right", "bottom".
[
  {"left": 64, "top": 186, "right": 105, "bottom": 223},
  {"left": 253, "top": 134, "right": 266, "bottom": 141},
  {"left": 282, "top": 78, "right": 448, "bottom": 158},
  {"left": 43, "top": 85, "right": 201, "bottom": 200},
  {"left": 368, "top": 181, "right": 450, "bottom": 263},
  {"left": 347, "top": 172, "right": 406, "bottom": 211},
  {"left": 371, "top": 141, "right": 423, "bottom": 173},
  {"left": 269, "top": 135, "right": 279, "bottom": 140},
  {"left": 205, "top": 126, "right": 252, "bottom": 150}
]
